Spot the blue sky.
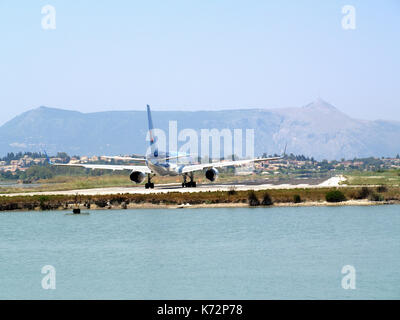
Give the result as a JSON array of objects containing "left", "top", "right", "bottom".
[{"left": 0, "top": 0, "right": 399, "bottom": 125}]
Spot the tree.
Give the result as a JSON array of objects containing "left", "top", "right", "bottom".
[
  {"left": 56, "top": 152, "right": 70, "bottom": 163},
  {"left": 24, "top": 166, "right": 53, "bottom": 180},
  {"left": 248, "top": 191, "right": 260, "bottom": 206},
  {"left": 326, "top": 190, "right": 346, "bottom": 202}
]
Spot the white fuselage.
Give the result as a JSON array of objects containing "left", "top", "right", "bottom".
[{"left": 146, "top": 152, "right": 188, "bottom": 176}]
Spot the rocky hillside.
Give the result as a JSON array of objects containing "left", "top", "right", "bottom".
[{"left": 1, "top": 99, "right": 399, "bottom": 160}]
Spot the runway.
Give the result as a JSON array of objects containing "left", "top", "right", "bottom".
[{"left": 0, "top": 176, "right": 347, "bottom": 197}]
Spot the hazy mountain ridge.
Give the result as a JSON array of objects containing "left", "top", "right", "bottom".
[{"left": 1, "top": 100, "right": 399, "bottom": 160}]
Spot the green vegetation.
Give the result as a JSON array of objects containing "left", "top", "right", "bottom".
[
  {"left": 247, "top": 191, "right": 273, "bottom": 206},
  {"left": 38, "top": 195, "right": 50, "bottom": 210},
  {"left": 0, "top": 151, "right": 46, "bottom": 164},
  {"left": 355, "top": 187, "right": 371, "bottom": 199},
  {"left": 248, "top": 191, "right": 260, "bottom": 206},
  {"left": 0, "top": 174, "right": 134, "bottom": 194},
  {"left": 325, "top": 190, "right": 346, "bottom": 202},
  {"left": 293, "top": 194, "right": 301, "bottom": 203},
  {"left": 369, "top": 193, "right": 384, "bottom": 202},
  {"left": 227, "top": 186, "right": 237, "bottom": 195},
  {"left": 344, "top": 169, "right": 400, "bottom": 186},
  {"left": 1, "top": 186, "right": 400, "bottom": 211},
  {"left": 261, "top": 192, "right": 273, "bottom": 206},
  {"left": 376, "top": 185, "right": 388, "bottom": 193},
  {"left": 24, "top": 166, "right": 54, "bottom": 180},
  {"left": 0, "top": 164, "right": 127, "bottom": 182}
]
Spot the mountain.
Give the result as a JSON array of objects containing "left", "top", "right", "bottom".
[{"left": 1, "top": 99, "right": 399, "bottom": 160}]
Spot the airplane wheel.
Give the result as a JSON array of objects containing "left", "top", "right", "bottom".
[
  {"left": 150, "top": 183, "right": 155, "bottom": 189},
  {"left": 145, "top": 183, "right": 149, "bottom": 189},
  {"left": 185, "top": 181, "right": 196, "bottom": 187}
]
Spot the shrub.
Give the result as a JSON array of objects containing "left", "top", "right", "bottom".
[
  {"left": 355, "top": 187, "right": 371, "bottom": 199},
  {"left": 261, "top": 192, "right": 273, "bottom": 206},
  {"left": 227, "top": 186, "right": 237, "bottom": 195},
  {"left": 248, "top": 191, "right": 260, "bottom": 206},
  {"left": 94, "top": 199, "right": 107, "bottom": 208},
  {"left": 293, "top": 194, "right": 301, "bottom": 203},
  {"left": 325, "top": 190, "right": 346, "bottom": 202},
  {"left": 38, "top": 195, "right": 50, "bottom": 203},
  {"left": 38, "top": 195, "right": 50, "bottom": 210},
  {"left": 369, "top": 193, "right": 384, "bottom": 202},
  {"left": 376, "top": 185, "right": 387, "bottom": 193}
]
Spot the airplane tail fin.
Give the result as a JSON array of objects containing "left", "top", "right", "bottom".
[
  {"left": 147, "top": 104, "right": 154, "bottom": 137},
  {"left": 43, "top": 150, "right": 53, "bottom": 165},
  {"left": 283, "top": 142, "right": 287, "bottom": 157},
  {"left": 146, "top": 105, "right": 158, "bottom": 157}
]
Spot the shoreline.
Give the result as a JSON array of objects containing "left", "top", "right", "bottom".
[
  {"left": 1, "top": 199, "right": 398, "bottom": 212},
  {"left": 122, "top": 199, "right": 398, "bottom": 209},
  {"left": 1, "top": 184, "right": 399, "bottom": 212}
]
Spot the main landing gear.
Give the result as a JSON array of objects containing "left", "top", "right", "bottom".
[
  {"left": 145, "top": 174, "right": 154, "bottom": 189},
  {"left": 182, "top": 173, "right": 197, "bottom": 188}
]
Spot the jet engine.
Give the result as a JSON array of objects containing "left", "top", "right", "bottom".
[
  {"left": 130, "top": 171, "right": 145, "bottom": 183},
  {"left": 205, "top": 168, "right": 219, "bottom": 182}
]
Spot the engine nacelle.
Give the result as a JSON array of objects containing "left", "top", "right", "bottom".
[
  {"left": 205, "top": 168, "right": 219, "bottom": 182},
  {"left": 130, "top": 171, "right": 145, "bottom": 183}
]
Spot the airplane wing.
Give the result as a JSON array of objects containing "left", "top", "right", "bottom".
[
  {"left": 102, "top": 155, "right": 189, "bottom": 162},
  {"left": 48, "top": 162, "right": 151, "bottom": 173},
  {"left": 101, "top": 156, "right": 147, "bottom": 162},
  {"left": 181, "top": 156, "right": 282, "bottom": 173},
  {"left": 160, "top": 154, "right": 192, "bottom": 161},
  {"left": 44, "top": 151, "right": 151, "bottom": 173}
]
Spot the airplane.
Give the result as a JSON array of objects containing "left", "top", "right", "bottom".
[{"left": 46, "top": 105, "right": 285, "bottom": 189}]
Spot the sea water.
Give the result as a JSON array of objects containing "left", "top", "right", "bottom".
[{"left": 0, "top": 205, "right": 399, "bottom": 299}]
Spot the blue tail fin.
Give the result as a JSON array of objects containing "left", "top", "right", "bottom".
[
  {"left": 43, "top": 150, "right": 52, "bottom": 165},
  {"left": 147, "top": 104, "right": 155, "bottom": 145},
  {"left": 146, "top": 105, "right": 158, "bottom": 157}
]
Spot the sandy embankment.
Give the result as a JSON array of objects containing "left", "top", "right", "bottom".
[{"left": 317, "top": 175, "right": 347, "bottom": 187}]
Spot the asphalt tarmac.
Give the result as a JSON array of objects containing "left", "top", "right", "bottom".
[{"left": 0, "top": 176, "right": 346, "bottom": 197}]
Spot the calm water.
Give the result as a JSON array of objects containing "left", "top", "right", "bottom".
[{"left": 0, "top": 205, "right": 399, "bottom": 299}]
